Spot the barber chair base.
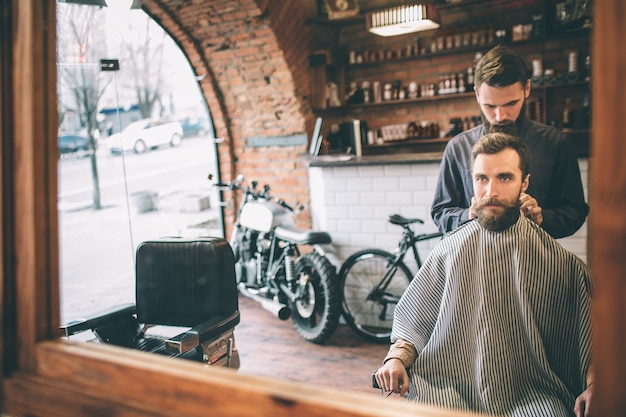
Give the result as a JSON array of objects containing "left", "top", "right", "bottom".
[
  {"left": 62, "top": 306, "right": 240, "bottom": 369},
  {"left": 61, "top": 237, "right": 241, "bottom": 370}
]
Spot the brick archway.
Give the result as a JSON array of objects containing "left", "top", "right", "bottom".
[{"left": 142, "top": 0, "right": 317, "bottom": 235}]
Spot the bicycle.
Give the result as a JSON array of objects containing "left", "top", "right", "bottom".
[{"left": 338, "top": 214, "right": 443, "bottom": 343}]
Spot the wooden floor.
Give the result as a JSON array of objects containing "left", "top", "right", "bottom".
[{"left": 234, "top": 295, "right": 390, "bottom": 397}]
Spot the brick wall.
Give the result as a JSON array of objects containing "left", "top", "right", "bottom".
[
  {"left": 310, "top": 158, "right": 589, "bottom": 271},
  {"left": 144, "top": 0, "right": 319, "bottom": 235}
]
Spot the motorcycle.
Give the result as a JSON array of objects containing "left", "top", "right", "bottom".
[{"left": 210, "top": 174, "right": 341, "bottom": 344}]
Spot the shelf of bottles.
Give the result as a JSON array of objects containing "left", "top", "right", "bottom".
[{"left": 312, "top": 6, "right": 591, "bottom": 113}]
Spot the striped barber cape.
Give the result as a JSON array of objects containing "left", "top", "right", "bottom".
[{"left": 392, "top": 214, "right": 592, "bottom": 417}]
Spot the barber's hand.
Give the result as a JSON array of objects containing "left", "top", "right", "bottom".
[
  {"left": 375, "top": 359, "right": 410, "bottom": 397},
  {"left": 519, "top": 192, "right": 543, "bottom": 226},
  {"left": 574, "top": 384, "right": 593, "bottom": 417},
  {"left": 469, "top": 196, "right": 478, "bottom": 220}
]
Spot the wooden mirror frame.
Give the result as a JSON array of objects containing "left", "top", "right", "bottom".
[{"left": 2, "top": 1, "right": 625, "bottom": 416}]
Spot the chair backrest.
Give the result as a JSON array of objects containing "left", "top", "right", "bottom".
[{"left": 135, "top": 237, "right": 238, "bottom": 327}]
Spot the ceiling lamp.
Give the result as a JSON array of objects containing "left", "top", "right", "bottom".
[{"left": 367, "top": 4, "right": 440, "bottom": 37}]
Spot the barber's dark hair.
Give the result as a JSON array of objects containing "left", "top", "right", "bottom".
[
  {"left": 474, "top": 45, "right": 529, "bottom": 90},
  {"left": 471, "top": 132, "right": 529, "bottom": 178}
]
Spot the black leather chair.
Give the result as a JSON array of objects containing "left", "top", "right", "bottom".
[{"left": 61, "top": 237, "right": 240, "bottom": 369}]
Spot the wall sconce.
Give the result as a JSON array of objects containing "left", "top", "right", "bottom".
[{"left": 366, "top": 3, "right": 440, "bottom": 37}]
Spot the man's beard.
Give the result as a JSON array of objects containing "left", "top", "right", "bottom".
[
  {"left": 475, "top": 197, "right": 521, "bottom": 231},
  {"left": 483, "top": 99, "right": 526, "bottom": 136}
]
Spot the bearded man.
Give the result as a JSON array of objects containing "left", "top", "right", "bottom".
[
  {"left": 376, "top": 133, "right": 593, "bottom": 417},
  {"left": 431, "top": 44, "right": 588, "bottom": 239}
]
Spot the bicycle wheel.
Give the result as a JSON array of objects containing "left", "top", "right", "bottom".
[{"left": 339, "top": 249, "right": 413, "bottom": 343}]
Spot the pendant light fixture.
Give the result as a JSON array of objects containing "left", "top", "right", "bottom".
[{"left": 366, "top": 3, "right": 440, "bottom": 37}]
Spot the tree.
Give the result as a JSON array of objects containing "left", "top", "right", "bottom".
[
  {"left": 118, "top": 16, "right": 175, "bottom": 119},
  {"left": 57, "top": 3, "right": 110, "bottom": 210}
]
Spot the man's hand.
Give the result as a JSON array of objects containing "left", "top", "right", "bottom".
[
  {"left": 469, "top": 196, "right": 478, "bottom": 220},
  {"left": 519, "top": 192, "right": 543, "bottom": 226},
  {"left": 374, "top": 358, "right": 410, "bottom": 397},
  {"left": 574, "top": 384, "right": 594, "bottom": 417}
]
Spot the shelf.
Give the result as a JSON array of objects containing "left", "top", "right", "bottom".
[
  {"left": 362, "top": 137, "right": 450, "bottom": 156},
  {"left": 536, "top": 80, "right": 589, "bottom": 90},
  {"left": 313, "top": 92, "right": 475, "bottom": 115},
  {"left": 307, "top": 0, "right": 591, "bottom": 157},
  {"left": 312, "top": 81, "right": 588, "bottom": 116},
  {"left": 357, "top": 130, "right": 588, "bottom": 158},
  {"left": 336, "top": 29, "right": 591, "bottom": 69}
]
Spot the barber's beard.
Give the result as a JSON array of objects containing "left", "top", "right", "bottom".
[
  {"left": 475, "top": 197, "right": 521, "bottom": 232},
  {"left": 483, "top": 100, "right": 527, "bottom": 136}
]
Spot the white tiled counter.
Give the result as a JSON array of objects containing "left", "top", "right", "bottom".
[{"left": 308, "top": 154, "right": 589, "bottom": 273}]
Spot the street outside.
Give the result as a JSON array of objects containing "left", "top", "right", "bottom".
[{"left": 58, "top": 135, "right": 223, "bottom": 324}]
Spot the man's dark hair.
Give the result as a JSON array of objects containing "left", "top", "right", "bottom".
[
  {"left": 474, "top": 45, "right": 529, "bottom": 90},
  {"left": 471, "top": 132, "right": 529, "bottom": 178}
]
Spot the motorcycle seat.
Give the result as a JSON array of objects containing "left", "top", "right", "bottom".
[{"left": 274, "top": 225, "right": 332, "bottom": 245}]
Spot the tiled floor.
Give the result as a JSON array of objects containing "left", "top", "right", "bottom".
[{"left": 234, "top": 295, "right": 390, "bottom": 396}]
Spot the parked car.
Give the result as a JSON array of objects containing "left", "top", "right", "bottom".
[
  {"left": 58, "top": 133, "right": 90, "bottom": 157},
  {"left": 178, "top": 117, "right": 211, "bottom": 138},
  {"left": 106, "top": 118, "right": 183, "bottom": 154}
]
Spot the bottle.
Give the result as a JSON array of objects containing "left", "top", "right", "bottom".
[
  {"left": 437, "top": 29, "right": 445, "bottom": 51},
  {"left": 430, "top": 36, "right": 437, "bottom": 53},
  {"left": 437, "top": 75, "right": 445, "bottom": 95},
  {"left": 383, "top": 82, "right": 392, "bottom": 101},
  {"left": 542, "top": 69, "right": 556, "bottom": 85},
  {"left": 478, "top": 20, "right": 488, "bottom": 46},
  {"left": 462, "top": 24, "right": 471, "bottom": 47},
  {"left": 470, "top": 24, "right": 479, "bottom": 46},
  {"left": 531, "top": 59, "right": 543, "bottom": 86},
  {"left": 532, "top": 14, "right": 543, "bottom": 38},
  {"left": 567, "top": 51, "right": 579, "bottom": 83},
  {"left": 372, "top": 81, "right": 381, "bottom": 102},
  {"left": 450, "top": 73, "right": 457, "bottom": 93},
  {"left": 457, "top": 72, "right": 466, "bottom": 93},
  {"left": 562, "top": 97, "right": 574, "bottom": 130},
  {"left": 486, "top": 19, "right": 496, "bottom": 45},
  {"left": 361, "top": 81, "right": 371, "bottom": 104},
  {"left": 466, "top": 66, "right": 475, "bottom": 91},
  {"left": 453, "top": 25, "right": 462, "bottom": 49},
  {"left": 445, "top": 26, "right": 454, "bottom": 50},
  {"left": 581, "top": 92, "right": 591, "bottom": 129},
  {"left": 534, "top": 97, "right": 544, "bottom": 124}
]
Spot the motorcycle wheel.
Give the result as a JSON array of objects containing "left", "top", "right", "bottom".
[{"left": 290, "top": 252, "right": 341, "bottom": 344}]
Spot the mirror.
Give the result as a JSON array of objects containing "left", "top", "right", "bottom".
[{"left": 57, "top": 0, "right": 593, "bottom": 408}]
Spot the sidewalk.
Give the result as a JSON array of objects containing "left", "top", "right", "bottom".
[
  {"left": 59, "top": 188, "right": 223, "bottom": 238},
  {"left": 58, "top": 189, "right": 223, "bottom": 324}
]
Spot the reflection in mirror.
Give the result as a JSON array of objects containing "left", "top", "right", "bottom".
[
  {"left": 57, "top": 3, "right": 221, "bottom": 340},
  {"left": 54, "top": 2, "right": 393, "bottom": 398}
]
